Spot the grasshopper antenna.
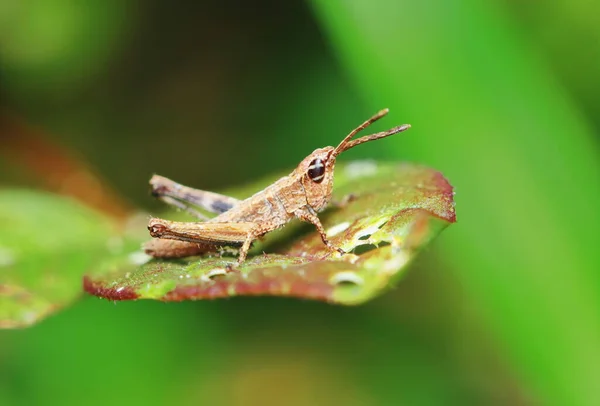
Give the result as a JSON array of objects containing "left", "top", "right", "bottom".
[{"left": 333, "top": 108, "right": 411, "bottom": 157}]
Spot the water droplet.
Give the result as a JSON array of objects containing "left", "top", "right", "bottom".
[
  {"left": 128, "top": 251, "right": 151, "bottom": 265},
  {"left": 330, "top": 272, "right": 363, "bottom": 286},
  {"left": 201, "top": 268, "right": 227, "bottom": 281},
  {"left": 326, "top": 221, "right": 350, "bottom": 237},
  {"left": 0, "top": 246, "right": 16, "bottom": 267},
  {"left": 344, "top": 160, "right": 378, "bottom": 179}
]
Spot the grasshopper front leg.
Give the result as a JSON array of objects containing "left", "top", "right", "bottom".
[{"left": 294, "top": 206, "right": 345, "bottom": 255}]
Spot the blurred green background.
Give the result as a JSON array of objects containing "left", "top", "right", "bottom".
[{"left": 1, "top": 1, "right": 599, "bottom": 405}]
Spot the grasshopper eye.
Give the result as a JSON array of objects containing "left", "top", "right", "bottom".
[{"left": 307, "top": 158, "right": 326, "bottom": 183}]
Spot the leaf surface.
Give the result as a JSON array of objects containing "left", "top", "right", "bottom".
[
  {"left": 85, "top": 162, "right": 455, "bottom": 305},
  {"left": 0, "top": 190, "right": 116, "bottom": 327}
]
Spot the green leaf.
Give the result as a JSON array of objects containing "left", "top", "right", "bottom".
[
  {"left": 0, "top": 190, "right": 116, "bottom": 328},
  {"left": 308, "top": 1, "right": 600, "bottom": 405},
  {"left": 85, "top": 162, "right": 455, "bottom": 305}
]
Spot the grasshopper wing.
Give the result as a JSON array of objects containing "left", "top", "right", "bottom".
[{"left": 150, "top": 175, "right": 241, "bottom": 218}]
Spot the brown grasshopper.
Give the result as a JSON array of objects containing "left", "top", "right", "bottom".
[{"left": 145, "top": 109, "right": 410, "bottom": 266}]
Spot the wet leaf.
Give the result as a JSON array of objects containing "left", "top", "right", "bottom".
[
  {"left": 0, "top": 190, "right": 117, "bottom": 328},
  {"left": 85, "top": 161, "right": 456, "bottom": 305}
]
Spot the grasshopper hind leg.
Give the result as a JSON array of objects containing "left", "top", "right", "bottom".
[{"left": 147, "top": 217, "right": 260, "bottom": 266}]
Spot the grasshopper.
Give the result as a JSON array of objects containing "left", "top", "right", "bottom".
[{"left": 145, "top": 108, "right": 410, "bottom": 266}]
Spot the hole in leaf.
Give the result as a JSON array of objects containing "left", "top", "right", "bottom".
[
  {"left": 350, "top": 241, "right": 391, "bottom": 255},
  {"left": 377, "top": 221, "right": 388, "bottom": 229},
  {"left": 358, "top": 234, "right": 371, "bottom": 241}
]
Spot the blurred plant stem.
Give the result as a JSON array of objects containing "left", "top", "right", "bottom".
[
  {"left": 310, "top": 1, "right": 600, "bottom": 405},
  {"left": 0, "top": 110, "right": 132, "bottom": 221}
]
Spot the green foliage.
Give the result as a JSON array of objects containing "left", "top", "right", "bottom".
[
  {"left": 0, "top": 0, "right": 128, "bottom": 97},
  {"left": 0, "top": 190, "right": 116, "bottom": 327},
  {"left": 310, "top": 1, "right": 600, "bottom": 405},
  {"left": 1, "top": 1, "right": 598, "bottom": 404},
  {"left": 86, "top": 162, "right": 455, "bottom": 304}
]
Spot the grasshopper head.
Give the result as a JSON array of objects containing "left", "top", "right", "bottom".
[
  {"left": 298, "top": 109, "right": 410, "bottom": 212},
  {"left": 296, "top": 146, "right": 337, "bottom": 212}
]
